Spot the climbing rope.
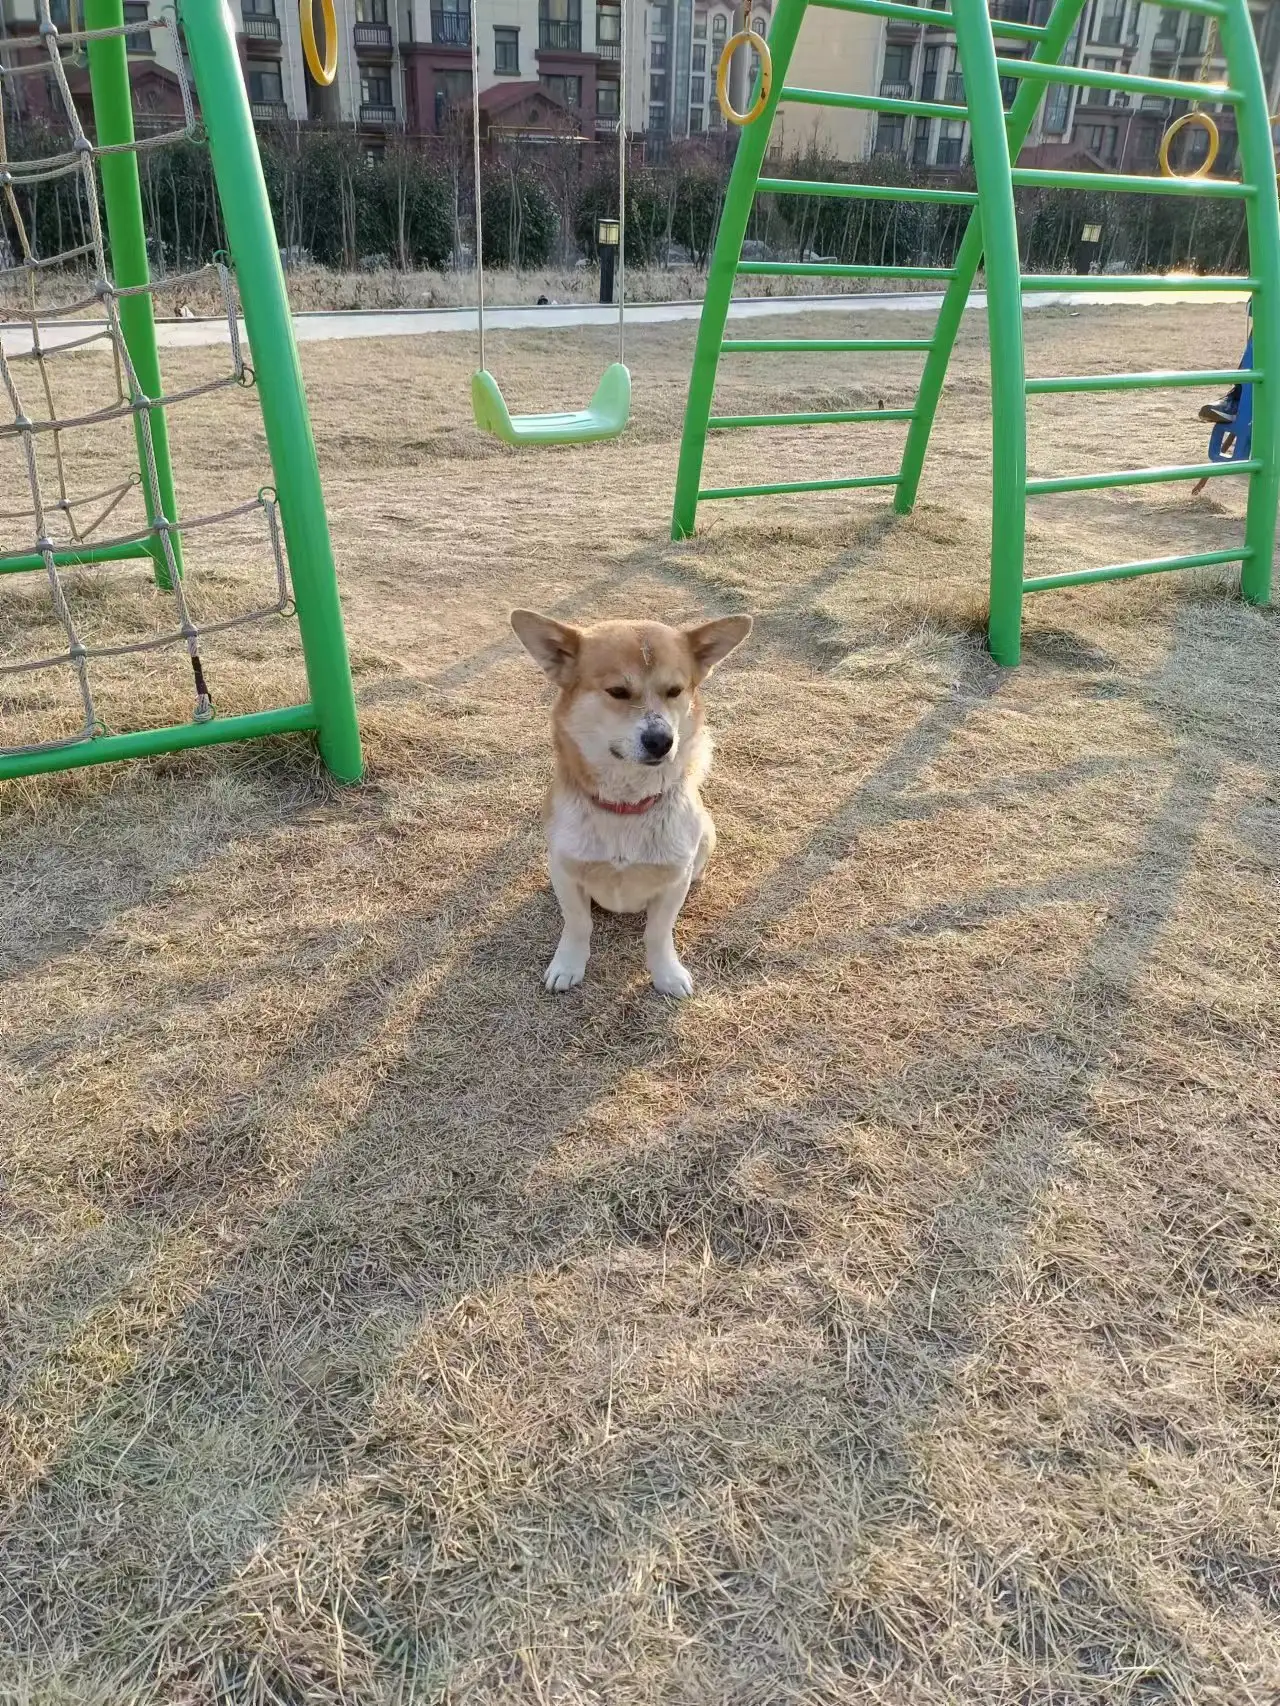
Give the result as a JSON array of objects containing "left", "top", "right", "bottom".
[{"left": 0, "top": 2, "right": 294, "bottom": 757}]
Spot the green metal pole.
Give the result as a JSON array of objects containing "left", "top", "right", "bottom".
[
  {"left": 0, "top": 703, "right": 318, "bottom": 784},
  {"left": 947, "top": 0, "right": 1026, "bottom": 666},
  {"left": 1217, "top": 0, "right": 1279, "bottom": 607},
  {"left": 179, "top": 0, "right": 363, "bottom": 783},
  {"left": 670, "top": 0, "right": 807, "bottom": 539},
  {"left": 84, "top": 0, "right": 183, "bottom": 591},
  {"left": 896, "top": 0, "right": 1087, "bottom": 519}
]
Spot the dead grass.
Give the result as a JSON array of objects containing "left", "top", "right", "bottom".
[
  {"left": 2, "top": 300, "right": 1279, "bottom": 1705},
  {"left": 0, "top": 263, "right": 956, "bottom": 318}
]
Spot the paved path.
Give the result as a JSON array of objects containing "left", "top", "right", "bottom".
[{"left": 1, "top": 286, "right": 1245, "bottom": 356}]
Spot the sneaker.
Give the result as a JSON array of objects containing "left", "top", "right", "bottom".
[{"left": 1199, "top": 397, "right": 1239, "bottom": 424}]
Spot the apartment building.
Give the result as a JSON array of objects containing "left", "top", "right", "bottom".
[
  {"left": 637, "top": 0, "right": 880, "bottom": 154},
  {"left": 862, "top": 0, "right": 1280, "bottom": 175}
]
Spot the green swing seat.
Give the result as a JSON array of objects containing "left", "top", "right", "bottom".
[{"left": 470, "top": 361, "right": 631, "bottom": 447}]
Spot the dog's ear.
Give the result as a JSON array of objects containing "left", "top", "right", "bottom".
[
  {"left": 683, "top": 614, "right": 753, "bottom": 682},
  {"left": 511, "top": 610, "right": 581, "bottom": 685}
]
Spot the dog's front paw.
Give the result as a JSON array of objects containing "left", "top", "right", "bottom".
[
  {"left": 544, "top": 950, "right": 588, "bottom": 992},
  {"left": 649, "top": 956, "right": 694, "bottom": 999}
]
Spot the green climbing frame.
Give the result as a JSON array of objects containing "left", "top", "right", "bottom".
[
  {"left": 671, "top": 0, "right": 1280, "bottom": 666},
  {"left": 0, "top": 0, "right": 361, "bottom": 783}
]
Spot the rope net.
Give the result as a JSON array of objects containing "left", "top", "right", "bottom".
[{"left": 0, "top": 2, "right": 295, "bottom": 760}]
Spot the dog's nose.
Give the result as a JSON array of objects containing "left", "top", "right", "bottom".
[{"left": 640, "top": 723, "right": 674, "bottom": 760}]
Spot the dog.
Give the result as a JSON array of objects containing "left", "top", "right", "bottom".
[{"left": 511, "top": 609, "right": 752, "bottom": 998}]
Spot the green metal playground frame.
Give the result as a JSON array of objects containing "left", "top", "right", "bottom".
[
  {"left": 0, "top": 0, "right": 362, "bottom": 783},
  {"left": 671, "top": 0, "right": 1279, "bottom": 667}
]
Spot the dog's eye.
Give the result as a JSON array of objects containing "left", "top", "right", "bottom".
[
  {"left": 665, "top": 685, "right": 683, "bottom": 699},
  {"left": 606, "top": 685, "right": 632, "bottom": 701}
]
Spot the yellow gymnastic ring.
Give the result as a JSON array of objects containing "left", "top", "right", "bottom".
[
  {"left": 1158, "top": 109, "right": 1220, "bottom": 179},
  {"left": 716, "top": 28, "right": 772, "bottom": 127},
  {"left": 300, "top": 0, "right": 337, "bottom": 87}
]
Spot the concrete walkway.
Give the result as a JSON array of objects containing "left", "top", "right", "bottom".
[{"left": 1, "top": 286, "right": 1245, "bottom": 357}]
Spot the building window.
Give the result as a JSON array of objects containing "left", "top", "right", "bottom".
[
  {"left": 874, "top": 113, "right": 905, "bottom": 155},
  {"left": 912, "top": 118, "right": 932, "bottom": 163},
  {"left": 711, "top": 11, "right": 726, "bottom": 40},
  {"left": 690, "top": 74, "right": 704, "bottom": 103},
  {"left": 692, "top": 43, "right": 705, "bottom": 70},
  {"left": 936, "top": 119, "right": 965, "bottom": 165},
  {"left": 1092, "top": 0, "right": 1124, "bottom": 47},
  {"left": 752, "top": 14, "right": 766, "bottom": 33},
  {"left": 597, "top": 80, "right": 619, "bottom": 115},
  {"left": 540, "top": 0, "right": 581, "bottom": 51},
  {"left": 248, "top": 66, "right": 284, "bottom": 103},
  {"left": 650, "top": 71, "right": 666, "bottom": 99},
  {"left": 1080, "top": 122, "right": 1118, "bottom": 160},
  {"left": 693, "top": 8, "right": 706, "bottom": 34},
  {"left": 356, "top": 0, "right": 388, "bottom": 18},
  {"left": 243, "top": 0, "right": 277, "bottom": 14},
  {"left": 494, "top": 25, "right": 519, "bottom": 71},
  {"left": 434, "top": 68, "right": 470, "bottom": 127},
  {"left": 361, "top": 69, "right": 393, "bottom": 105},
  {"left": 648, "top": 102, "right": 665, "bottom": 128},
  {"left": 881, "top": 41, "right": 912, "bottom": 92},
  {"left": 651, "top": 36, "right": 668, "bottom": 66},
  {"left": 598, "top": 4, "right": 621, "bottom": 47},
  {"left": 123, "top": 0, "right": 152, "bottom": 53},
  {"left": 919, "top": 43, "right": 939, "bottom": 101},
  {"left": 1042, "top": 83, "right": 1070, "bottom": 130},
  {"left": 690, "top": 106, "right": 703, "bottom": 131},
  {"left": 541, "top": 73, "right": 582, "bottom": 106}
]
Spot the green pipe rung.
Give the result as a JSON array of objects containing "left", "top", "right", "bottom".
[
  {"left": 1027, "top": 368, "right": 1262, "bottom": 393},
  {"left": 738, "top": 260, "right": 957, "bottom": 279},
  {"left": 1011, "top": 166, "right": 1253, "bottom": 198},
  {"left": 722, "top": 337, "right": 933, "bottom": 353},
  {"left": 1020, "top": 273, "right": 1258, "bottom": 291},
  {"left": 0, "top": 538, "right": 154, "bottom": 576},
  {"left": 1027, "top": 459, "right": 1262, "bottom": 495},
  {"left": 995, "top": 56, "right": 1239, "bottom": 104},
  {"left": 0, "top": 703, "right": 318, "bottom": 782},
  {"left": 809, "top": 0, "right": 1046, "bottom": 39},
  {"left": 709, "top": 408, "right": 916, "bottom": 428},
  {"left": 700, "top": 474, "right": 901, "bottom": 499},
  {"left": 758, "top": 176, "right": 978, "bottom": 206},
  {"left": 1023, "top": 547, "right": 1250, "bottom": 594},
  {"left": 781, "top": 84, "right": 968, "bottom": 121}
]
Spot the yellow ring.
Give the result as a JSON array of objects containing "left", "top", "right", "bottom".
[
  {"left": 1158, "top": 109, "right": 1220, "bottom": 179},
  {"left": 300, "top": 0, "right": 337, "bottom": 87},
  {"left": 716, "top": 28, "right": 772, "bottom": 127}
]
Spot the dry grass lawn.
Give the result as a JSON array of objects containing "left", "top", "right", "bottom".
[{"left": 2, "top": 300, "right": 1279, "bottom": 1705}]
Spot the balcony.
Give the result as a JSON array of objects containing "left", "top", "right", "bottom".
[
  {"left": 1152, "top": 31, "right": 1180, "bottom": 53},
  {"left": 597, "top": 39, "right": 621, "bottom": 60},
  {"left": 250, "top": 99, "right": 289, "bottom": 122},
  {"left": 360, "top": 102, "right": 397, "bottom": 125},
  {"left": 354, "top": 21, "right": 393, "bottom": 50},
  {"left": 243, "top": 15, "right": 282, "bottom": 43},
  {"left": 595, "top": 114, "right": 621, "bottom": 131},
  {"left": 880, "top": 80, "right": 912, "bottom": 99},
  {"left": 539, "top": 19, "right": 582, "bottom": 50},
  {"left": 431, "top": 8, "right": 470, "bottom": 45}
]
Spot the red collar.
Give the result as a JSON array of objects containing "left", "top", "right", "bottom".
[{"left": 590, "top": 792, "right": 662, "bottom": 815}]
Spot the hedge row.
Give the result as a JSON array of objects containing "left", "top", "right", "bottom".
[{"left": 0, "top": 118, "right": 1256, "bottom": 279}]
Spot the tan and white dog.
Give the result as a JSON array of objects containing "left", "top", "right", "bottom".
[{"left": 511, "top": 609, "right": 752, "bottom": 998}]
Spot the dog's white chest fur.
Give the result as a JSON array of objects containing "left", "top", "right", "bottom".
[{"left": 549, "top": 787, "right": 710, "bottom": 914}]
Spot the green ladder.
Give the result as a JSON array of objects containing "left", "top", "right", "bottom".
[{"left": 671, "top": 0, "right": 1280, "bottom": 666}]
